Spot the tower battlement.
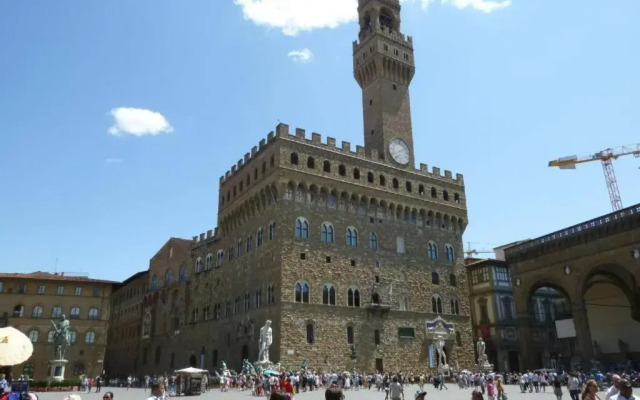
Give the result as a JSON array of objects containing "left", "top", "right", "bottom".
[
  {"left": 353, "top": 24, "right": 413, "bottom": 52},
  {"left": 219, "top": 123, "right": 464, "bottom": 186},
  {"left": 192, "top": 228, "right": 219, "bottom": 245}
]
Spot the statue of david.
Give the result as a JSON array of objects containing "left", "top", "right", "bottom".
[{"left": 258, "top": 320, "right": 273, "bottom": 363}]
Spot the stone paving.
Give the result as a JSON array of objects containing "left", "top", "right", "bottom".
[{"left": 32, "top": 385, "right": 618, "bottom": 400}]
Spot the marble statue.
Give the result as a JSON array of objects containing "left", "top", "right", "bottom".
[
  {"left": 258, "top": 320, "right": 273, "bottom": 363},
  {"left": 51, "top": 315, "right": 71, "bottom": 360},
  {"left": 477, "top": 338, "right": 488, "bottom": 364},
  {"left": 241, "top": 359, "right": 256, "bottom": 375},
  {"left": 436, "top": 338, "right": 447, "bottom": 366},
  {"left": 300, "top": 359, "right": 308, "bottom": 373}
]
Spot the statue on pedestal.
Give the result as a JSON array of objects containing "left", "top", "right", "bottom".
[
  {"left": 51, "top": 315, "right": 70, "bottom": 360},
  {"left": 258, "top": 320, "right": 273, "bottom": 363},
  {"left": 436, "top": 338, "right": 447, "bottom": 367},
  {"left": 477, "top": 338, "right": 488, "bottom": 365}
]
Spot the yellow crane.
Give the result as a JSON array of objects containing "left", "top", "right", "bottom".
[{"left": 549, "top": 144, "right": 640, "bottom": 211}]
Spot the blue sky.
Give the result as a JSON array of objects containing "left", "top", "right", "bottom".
[{"left": 1, "top": 0, "right": 639, "bottom": 281}]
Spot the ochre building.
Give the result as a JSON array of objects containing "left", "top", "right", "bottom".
[
  {"left": 0, "top": 272, "right": 114, "bottom": 380},
  {"left": 126, "top": 0, "right": 473, "bottom": 375}
]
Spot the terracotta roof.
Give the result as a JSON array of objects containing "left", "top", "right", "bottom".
[{"left": 0, "top": 271, "right": 118, "bottom": 284}]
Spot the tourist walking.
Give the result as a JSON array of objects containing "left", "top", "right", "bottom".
[
  {"left": 569, "top": 374, "right": 582, "bottom": 400},
  {"left": 554, "top": 376, "right": 564, "bottom": 400},
  {"left": 387, "top": 377, "right": 404, "bottom": 400},
  {"left": 606, "top": 375, "right": 622, "bottom": 400},
  {"left": 613, "top": 379, "right": 635, "bottom": 400},
  {"left": 582, "top": 380, "right": 599, "bottom": 400}
]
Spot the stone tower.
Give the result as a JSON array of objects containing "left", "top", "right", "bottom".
[{"left": 354, "top": 0, "right": 416, "bottom": 168}]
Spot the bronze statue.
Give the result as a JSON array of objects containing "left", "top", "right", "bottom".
[{"left": 51, "top": 315, "right": 71, "bottom": 359}]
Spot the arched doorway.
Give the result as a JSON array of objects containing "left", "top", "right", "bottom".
[
  {"left": 241, "top": 345, "right": 249, "bottom": 365},
  {"left": 527, "top": 285, "right": 573, "bottom": 370},
  {"left": 583, "top": 266, "right": 640, "bottom": 369}
]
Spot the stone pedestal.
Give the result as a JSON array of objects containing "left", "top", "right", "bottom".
[
  {"left": 477, "top": 362, "right": 494, "bottom": 373},
  {"left": 438, "top": 364, "right": 451, "bottom": 377},
  {"left": 48, "top": 359, "right": 68, "bottom": 382},
  {"left": 253, "top": 360, "right": 274, "bottom": 374}
]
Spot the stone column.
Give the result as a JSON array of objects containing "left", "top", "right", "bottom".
[
  {"left": 572, "top": 306, "right": 593, "bottom": 369},
  {"left": 516, "top": 314, "right": 535, "bottom": 370}
]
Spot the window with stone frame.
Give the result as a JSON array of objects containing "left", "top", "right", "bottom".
[
  {"left": 217, "top": 250, "right": 224, "bottom": 267},
  {"left": 450, "top": 298, "right": 460, "bottom": 315},
  {"left": 234, "top": 297, "right": 241, "bottom": 314},
  {"left": 70, "top": 307, "right": 80, "bottom": 319},
  {"left": 347, "top": 288, "right": 361, "bottom": 307},
  {"left": 449, "top": 274, "right": 457, "bottom": 287},
  {"left": 427, "top": 242, "right": 438, "bottom": 260},
  {"left": 307, "top": 157, "right": 315, "bottom": 169},
  {"left": 431, "top": 295, "right": 443, "bottom": 314},
  {"left": 195, "top": 258, "right": 203, "bottom": 273},
  {"left": 323, "top": 161, "right": 331, "bottom": 172},
  {"left": 346, "top": 227, "right": 358, "bottom": 247},
  {"left": 51, "top": 306, "right": 61, "bottom": 318},
  {"left": 257, "top": 228, "right": 264, "bottom": 246},
  {"left": 374, "top": 330, "right": 381, "bottom": 345},
  {"left": 322, "top": 284, "right": 336, "bottom": 306},
  {"left": 255, "top": 290, "right": 263, "bottom": 308},
  {"left": 290, "top": 152, "right": 299, "bottom": 165},
  {"left": 27, "top": 330, "right": 38, "bottom": 343},
  {"left": 295, "top": 282, "right": 310, "bottom": 304},
  {"left": 369, "top": 232, "right": 378, "bottom": 251},
  {"left": 268, "top": 222, "right": 276, "bottom": 240},
  {"left": 295, "top": 218, "right": 309, "bottom": 239},
  {"left": 445, "top": 244, "right": 455, "bottom": 263},
  {"left": 246, "top": 236, "right": 253, "bottom": 253},
  {"left": 32, "top": 305, "right": 43, "bottom": 318},
  {"left": 306, "top": 324, "right": 314, "bottom": 344},
  {"left": 347, "top": 326, "right": 354, "bottom": 344},
  {"left": 85, "top": 331, "right": 95, "bottom": 344},
  {"left": 321, "top": 223, "right": 334, "bottom": 243}
]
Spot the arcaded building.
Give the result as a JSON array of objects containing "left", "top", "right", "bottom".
[
  {"left": 133, "top": 0, "right": 473, "bottom": 374},
  {"left": 0, "top": 272, "right": 114, "bottom": 379}
]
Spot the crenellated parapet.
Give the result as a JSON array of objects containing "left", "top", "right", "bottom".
[
  {"left": 353, "top": 24, "right": 413, "bottom": 52},
  {"left": 192, "top": 228, "right": 219, "bottom": 246},
  {"left": 219, "top": 131, "right": 277, "bottom": 185}
]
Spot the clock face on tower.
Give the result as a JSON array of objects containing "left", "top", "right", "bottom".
[{"left": 389, "top": 138, "right": 410, "bottom": 165}]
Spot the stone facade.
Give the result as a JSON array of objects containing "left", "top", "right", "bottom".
[
  {"left": 105, "top": 0, "right": 474, "bottom": 376},
  {"left": 505, "top": 204, "right": 640, "bottom": 370},
  {"left": 0, "top": 272, "right": 114, "bottom": 380},
  {"left": 105, "top": 270, "right": 148, "bottom": 376}
]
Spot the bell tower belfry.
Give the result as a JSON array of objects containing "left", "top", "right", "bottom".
[{"left": 353, "top": 0, "right": 416, "bottom": 168}]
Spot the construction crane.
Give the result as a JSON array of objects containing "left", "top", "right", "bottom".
[
  {"left": 549, "top": 144, "right": 640, "bottom": 211},
  {"left": 464, "top": 242, "right": 494, "bottom": 259}
]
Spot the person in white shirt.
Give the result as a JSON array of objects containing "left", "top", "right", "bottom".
[
  {"left": 615, "top": 379, "right": 635, "bottom": 400},
  {"left": 606, "top": 375, "right": 622, "bottom": 400},
  {"left": 387, "top": 377, "right": 404, "bottom": 400},
  {"left": 146, "top": 382, "right": 165, "bottom": 400}
]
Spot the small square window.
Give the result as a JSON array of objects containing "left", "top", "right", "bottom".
[
  {"left": 326, "top": 256, "right": 331, "bottom": 263},
  {"left": 351, "top": 260, "right": 356, "bottom": 267},
  {"left": 370, "top": 217, "right": 374, "bottom": 223},
  {"left": 300, "top": 253, "right": 306, "bottom": 260}
]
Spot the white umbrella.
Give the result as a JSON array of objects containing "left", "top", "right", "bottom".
[
  {"left": 0, "top": 327, "right": 33, "bottom": 366},
  {"left": 175, "top": 367, "right": 207, "bottom": 374}
]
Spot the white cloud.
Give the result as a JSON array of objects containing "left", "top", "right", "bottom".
[
  {"left": 234, "top": 0, "right": 509, "bottom": 36},
  {"left": 108, "top": 107, "right": 173, "bottom": 137},
  {"left": 288, "top": 48, "right": 313, "bottom": 63},
  {"left": 105, "top": 158, "right": 124, "bottom": 164}
]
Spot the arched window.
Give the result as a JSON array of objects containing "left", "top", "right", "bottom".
[
  {"left": 206, "top": 254, "right": 214, "bottom": 270},
  {"left": 419, "top": 185, "right": 425, "bottom": 195},
  {"left": 449, "top": 274, "right": 457, "bottom": 287},
  {"left": 392, "top": 178, "right": 399, "bottom": 189},
  {"left": 151, "top": 275, "right": 159, "bottom": 291},
  {"left": 454, "top": 193, "right": 461, "bottom": 204},
  {"left": 322, "top": 284, "right": 336, "bottom": 305},
  {"left": 432, "top": 272, "right": 440, "bottom": 285},
  {"left": 72, "top": 363, "right": 85, "bottom": 376},
  {"left": 51, "top": 306, "right": 61, "bottom": 318},
  {"left": 195, "top": 258, "right": 203, "bottom": 273},
  {"left": 321, "top": 223, "right": 334, "bottom": 243},
  {"left": 450, "top": 298, "right": 460, "bottom": 315},
  {"left": 369, "top": 232, "right": 378, "bottom": 251},
  {"left": 400, "top": 296, "right": 410, "bottom": 311},
  {"left": 338, "top": 165, "right": 346, "bottom": 176},
  {"left": 13, "top": 305, "right": 24, "bottom": 318},
  {"left": 367, "top": 172, "right": 374, "bottom": 183},
  {"left": 165, "top": 269, "right": 173, "bottom": 286},
  {"left": 290, "top": 153, "right": 299, "bottom": 165},
  {"left": 295, "top": 218, "right": 309, "bottom": 239},
  {"left": 216, "top": 251, "right": 224, "bottom": 267},
  {"left": 374, "top": 329, "right": 381, "bottom": 345},
  {"left": 32, "top": 306, "right": 43, "bottom": 318},
  {"left": 431, "top": 187, "right": 437, "bottom": 198},
  {"left": 445, "top": 244, "right": 455, "bottom": 263},
  {"left": 306, "top": 324, "right": 314, "bottom": 344},
  {"left": 179, "top": 265, "right": 187, "bottom": 283},
  {"left": 347, "top": 326, "right": 354, "bottom": 344},
  {"left": 27, "top": 330, "right": 38, "bottom": 343},
  {"left": 295, "top": 282, "right": 310, "bottom": 304},
  {"left": 406, "top": 181, "right": 412, "bottom": 192},
  {"left": 69, "top": 331, "right": 77, "bottom": 344},
  {"left": 379, "top": 175, "right": 386, "bottom": 186},
  {"left": 323, "top": 161, "right": 331, "bottom": 172},
  {"left": 88, "top": 307, "right": 99, "bottom": 320},
  {"left": 85, "top": 331, "right": 96, "bottom": 344},
  {"left": 431, "top": 295, "right": 443, "bottom": 314},
  {"left": 47, "top": 330, "right": 55, "bottom": 343},
  {"left": 307, "top": 157, "right": 315, "bottom": 168},
  {"left": 346, "top": 227, "right": 358, "bottom": 247},
  {"left": 396, "top": 236, "right": 405, "bottom": 254},
  {"left": 257, "top": 228, "right": 264, "bottom": 246},
  {"left": 70, "top": 307, "right": 80, "bottom": 319},
  {"left": 353, "top": 168, "right": 361, "bottom": 179},
  {"left": 443, "top": 190, "right": 449, "bottom": 201},
  {"left": 268, "top": 222, "right": 276, "bottom": 240},
  {"left": 427, "top": 242, "right": 438, "bottom": 260},
  {"left": 347, "top": 288, "right": 361, "bottom": 308}
]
